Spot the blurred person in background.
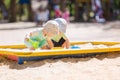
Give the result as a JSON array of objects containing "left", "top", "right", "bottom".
[
  {"left": 54, "top": 5, "right": 62, "bottom": 18},
  {"left": 61, "top": 6, "right": 70, "bottom": 22},
  {"left": 18, "top": 0, "right": 30, "bottom": 21},
  {"left": 91, "top": 0, "right": 106, "bottom": 23},
  {"left": 0, "top": 0, "right": 8, "bottom": 20},
  {"left": 18, "top": 0, "right": 33, "bottom": 21},
  {"left": 34, "top": 6, "right": 49, "bottom": 26}
]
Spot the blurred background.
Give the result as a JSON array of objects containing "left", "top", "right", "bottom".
[
  {"left": 0, "top": 0, "right": 120, "bottom": 23},
  {"left": 0, "top": 0, "right": 120, "bottom": 45}
]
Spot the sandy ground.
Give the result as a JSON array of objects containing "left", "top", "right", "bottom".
[{"left": 0, "top": 21, "right": 120, "bottom": 80}]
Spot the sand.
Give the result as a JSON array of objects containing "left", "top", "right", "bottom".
[
  {"left": 0, "top": 53, "right": 120, "bottom": 80},
  {"left": 0, "top": 21, "right": 120, "bottom": 80}
]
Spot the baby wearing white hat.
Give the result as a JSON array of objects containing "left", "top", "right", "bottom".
[
  {"left": 24, "top": 20, "right": 59, "bottom": 50},
  {"left": 51, "top": 18, "right": 70, "bottom": 49}
]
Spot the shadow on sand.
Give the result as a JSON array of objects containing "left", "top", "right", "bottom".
[{"left": 0, "top": 52, "right": 120, "bottom": 70}]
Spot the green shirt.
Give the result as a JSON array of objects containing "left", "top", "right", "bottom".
[
  {"left": 26, "top": 30, "right": 48, "bottom": 49},
  {"left": 52, "top": 32, "right": 66, "bottom": 42}
]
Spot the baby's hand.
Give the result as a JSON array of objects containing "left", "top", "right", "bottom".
[
  {"left": 25, "top": 38, "right": 29, "bottom": 41},
  {"left": 30, "top": 32, "right": 32, "bottom": 36},
  {"left": 30, "top": 47, "right": 35, "bottom": 50}
]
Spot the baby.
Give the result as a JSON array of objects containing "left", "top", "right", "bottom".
[
  {"left": 51, "top": 18, "right": 70, "bottom": 49},
  {"left": 24, "top": 20, "right": 59, "bottom": 50}
]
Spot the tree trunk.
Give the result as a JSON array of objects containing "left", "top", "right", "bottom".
[
  {"left": 27, "top": 0, "right": 34, "bottom": 21},
  {"left": 74, "top": 0, "right": 79, "bottom": 21},
  {"left": 60, "top": 0, "right": 66, "bottom": 11},
  {"left": 9, "top": 0, "right": 17, "bottom": 22}
]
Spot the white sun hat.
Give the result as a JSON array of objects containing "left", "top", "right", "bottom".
[
  {"left": 54, "top": 18, "right": 68, "bottom": 33},
  {"left": 43, "top": 20, "right": 59, "bottom": 35}
]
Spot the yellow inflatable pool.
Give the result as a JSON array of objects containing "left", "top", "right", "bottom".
[{"left": 0, "top": 41, "right": 120, "bottom": 64}]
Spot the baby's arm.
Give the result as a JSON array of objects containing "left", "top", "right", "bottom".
[
  {"left": 61, "top": 33, "right": 70, "bottom": 49},
  {"left": 41, "top": 37, "right": 54, "bottom": 50},
  {"left": 46, "top": 37, "right": 54, "bottom": 49},
  {"left": 24, "top": 32, "right": 38, "bottom": 50},
  {"left": 62, "top": 38, "right": 70, "bottom": 49},
  {"left": 66, "top": 38, "right": 70, "bottom": 49}
]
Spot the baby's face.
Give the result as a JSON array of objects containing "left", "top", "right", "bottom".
[
  {"left": 46, "top": 32, "right": 55, "bottom": 37},
  {"left": 46, "top": 32, "right": 59, "bottom": 38}
]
